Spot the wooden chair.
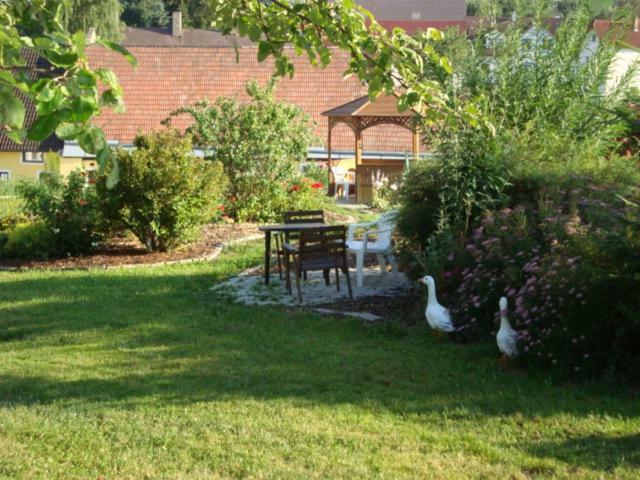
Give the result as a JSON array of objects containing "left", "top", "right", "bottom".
[
  {"left": 283, "top": 225, "right": 353, "bottom": 303},
  {"left": 274, "top": 210, "right": 325, "bottom": 279}
]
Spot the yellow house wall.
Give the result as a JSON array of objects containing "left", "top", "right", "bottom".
[
  {"left": 0, "top": 153, "right": 93, "bottom": 181},
  {"left": 0, "top": 152, "right": 46, "bottom": 181},
  {"left": 59, "top": 157, "right": 86, "bottom": 177}
]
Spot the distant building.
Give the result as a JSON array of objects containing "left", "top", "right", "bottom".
[{"left": 591, "top": 18, "right": 640, "bottom": 93}]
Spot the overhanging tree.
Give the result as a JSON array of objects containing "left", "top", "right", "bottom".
[
  {"left": 0, "top": 0, "right": 136, "bottom": 187},
  {"left": 205, "top": 0, "right": 479, "bottom": 129}
]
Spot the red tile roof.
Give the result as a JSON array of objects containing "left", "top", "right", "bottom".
[
  {"left": 593, "top": 19, "right": 640, "bottom": 48},
  {"left": 0, "top": 50, "right": 63, "bottom": 152},
  {"left": 86, "top": 34, "right": 417, "bottom": 153}
]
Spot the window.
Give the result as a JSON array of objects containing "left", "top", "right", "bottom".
[
  {"left": 0, "top": 170, "right": 10, "bottom": 181},
  {"left": 22, "top": 151, "right": 44, "bottom": 163}
]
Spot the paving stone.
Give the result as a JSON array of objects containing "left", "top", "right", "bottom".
[
  {"left": 210, "top": 267, "right": 410, "bottom": 306},
  {"left": 312, "top": 308, "right": 382, "bottom": 322}
]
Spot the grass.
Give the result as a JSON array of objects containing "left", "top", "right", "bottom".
[
  {"left": 0, "top": 242, "right": 638, "bottom": 479},
  {"left": 321, "top": 197, "right": 378, "bottom": 223}
]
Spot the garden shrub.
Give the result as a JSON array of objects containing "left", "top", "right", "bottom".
[
  {"left": 2, "top": 223, "right": 55, "bottom": 260},
  {"left": 301, "top": 163, "right": 327, "bottom": 186},
  {"left": 16, "top": 171, "right": 104, "bottom": 257},
  {"left": 96, "top": 130, "right": 227, "bottom": 252},
  {"left": 281, "top": 177, "right": 326, "bottom": 213},
  {"left": 395, "top": 125, "right": 508, "bottom": 279},
  {"left": 442, "top": 207, "right": 543, "bottom": 340},
  {"left": 0, "top": 210, "right": 29, "bottom": 232},
  {"left": 168, "top": 80, "right": 318, "bottom": 221},
  {"left": 432, "top": 175, "right": 640, "bottom": 378}
]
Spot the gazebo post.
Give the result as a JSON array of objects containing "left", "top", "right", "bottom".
[
  {"left": 327, "top": 119, "right": 333, "bottom": 196},
  {"left": 354, "top": 118, "right": 363, "bottom": 203},
  {"left": 321, "top": 93, "right": 423, "bottom": 204},
  {"left": 412, "top": 121, "right": 420, "bottom": 161}
]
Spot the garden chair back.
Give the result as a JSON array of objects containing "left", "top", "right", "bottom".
[
  {"left": 275, "top": 210, "right": 325, "bottom": 280},
  {"left": 330, "top": 166, "right": 354, "bottom": 198},
  {"left": 347, "top": 210, "right": 399, "bottom": 288},
  {"left": 283, "top": 210, "right": 325, "bottom": 224},
  {"left": 284, "top": 225, "right": 353, "bottom": 303}
]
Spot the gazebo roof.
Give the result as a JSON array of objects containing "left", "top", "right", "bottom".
[{"left": 322, "top": 93, "right": 418, "bottom": 118}]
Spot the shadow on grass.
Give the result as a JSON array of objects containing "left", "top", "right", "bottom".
[
  {"left": 0, "top": 259, "right": 638, "bottom": 432},
  {"left": 528, "top": 433, "right": 640, "bottom": 471}
]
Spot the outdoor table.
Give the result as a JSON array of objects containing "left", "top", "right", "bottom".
[{"left": 258, "top": 223, "right": 329, "bottom": 285}]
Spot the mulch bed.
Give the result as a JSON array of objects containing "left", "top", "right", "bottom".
[
  {"left": 314, "top": 290, "right": 424, "bottom": 324},
  {"left": 0, "top": 209, "right": 360, "bottom": 271},
  {"left": 0, "top": 223, "right": 260, "bottom": 271}
]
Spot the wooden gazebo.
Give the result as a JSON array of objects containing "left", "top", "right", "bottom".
[{"left": 322, "top": 93, "right": 422, "bottom": 203}]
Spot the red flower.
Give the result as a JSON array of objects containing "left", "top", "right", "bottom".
[
  {"left": 78, "top": 199, "right": 88, "bottom": 206},
  {"left": 311, "top": 182, "right": 323, "bottom": 189},
  {"left": 290, "top": 185, "right": 301, "bottom": 192},
  {"left": 217, "top": 204, "right": 225, "bottom": 212}
]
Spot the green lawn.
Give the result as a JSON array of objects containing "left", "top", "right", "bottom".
[{"left": 0, "top": 242, "right": 638, "bottom": 479}]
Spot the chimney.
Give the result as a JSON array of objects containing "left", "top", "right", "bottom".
[
  {"left": 172, "top": 11, "right": 183, "bottom": 37},
  {"left": 635, "top": 16, "right": 639, "bottom": 33},
  {"left": 86, "top": 27, "right": 96, "bottom": 44}
]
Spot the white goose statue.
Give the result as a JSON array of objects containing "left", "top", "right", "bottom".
[
  {"left": 419, "top": 275, "right": 455, "bottom": 332},
  {"left": 496, "top": 297, "right": 518, "bottom": 358}
]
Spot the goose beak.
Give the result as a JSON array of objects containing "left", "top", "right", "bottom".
[{"left": 418, "top": 278, "right": 426, "bottom": 285}]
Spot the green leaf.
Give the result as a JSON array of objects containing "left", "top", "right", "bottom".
[
  {"left": 248, "top": 24, "right": 262, "bottom": 42},
  {"left": 96, "top": 39, "right": 137, "bottom": 66},
  {"left": 257, "top": 42, "right": 272, "bottom": 62},
  {"left": 95, "top": 68, "right": 118, "bottom": 88},
  {"left": 71, "top": 95, "right": 98, "bottom": 123},
  {"left": 0, "top": 86, "right": 25, "bottom": 130},
  {"left": 55, "top": 122, "right": 82, "bottom": 140},
  {"left": 36, "top": 84, "right": 55, "bottom": 102},
  {"left": 397, "top": 92, "right": 419, "bottom": 112},
  {"left": 105, "top": 155, "right": 119, "bottom": 189},
  {"left": 97, "top": 145, "right": 112, "bottom": 167},
  {"left": 77, "top": 126, "right": 106, "bottom": 155},
  {"left": 100, "top": 89, "right": 125, "bottom": 113},
  {"left": 27, "top": 112, "right": 64, "bottom": 141},
  {"left": 36, "top": 88, "right": 65, "bottom": 116},
  {"left": 0, "top": 71, "right": 16, "bottom": 86},
  {"left": 6, "top": 129, "right": 25, "bottom": 144},
  {"left": 72, "top": 30, "right": 86, "bottom": 55},
  {"left": 46, "top": 50, "right": 79, "bottom": 68},
  {"left": 77, "top": 69, "right": 97, "bottom": 88}
]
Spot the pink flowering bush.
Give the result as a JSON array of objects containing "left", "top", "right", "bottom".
[
  {"left": 432, "top": 177, "right": 640, "bottom": 378},
  {"left": 510, "top": 207, "right": 640, "bottom": 378},
  {"left": 443, "top": 207, "right": 544, "bottom": 339}
]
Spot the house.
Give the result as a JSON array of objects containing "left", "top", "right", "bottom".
[
  {"left": 364, "top": 0, "right": 467, "bottom": 34},
  {"left": 63, "top": 6, "right": 469, "bottom": 167},
  {"left": 591, "top": 18, "right": 640, "bottom": 93},
  {"left": 0, "top": 50, "right": 64, "bottom": 182},
  {"left": 1, "top": 2, "right": 467, "bottom": 183}
]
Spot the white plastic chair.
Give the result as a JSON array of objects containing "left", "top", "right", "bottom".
[
  {"left": 331, "top": 166, "right": 353, "bottom": 199},
  {"left": 346, "top": 210, "right": 399, "bottom": 288}
]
